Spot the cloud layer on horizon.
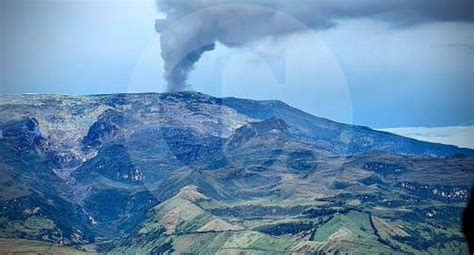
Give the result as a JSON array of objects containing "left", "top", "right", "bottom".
[{"left": 381, "top": 126, "right": 474, "bottom": 149}]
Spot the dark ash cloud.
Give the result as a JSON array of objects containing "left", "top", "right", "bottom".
[{"left": 156, "top": 0, "right": 474, "bottom": 91}]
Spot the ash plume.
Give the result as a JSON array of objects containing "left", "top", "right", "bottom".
[{"left": 155, "top": 0, "right": 474, "bottom": 92}]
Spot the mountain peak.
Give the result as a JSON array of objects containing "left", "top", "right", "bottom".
[
  {"left": 177, "top": 185, "right": 210, "bottom": 202},
  {"left": 252, "top": 117, "right": 289, "bottom": 133},
  {"left": 226, "top": 118, "right": 290, "bottom": 148},
  {"left": 236, "top": 117, "right": 290, "bottom": 135}
]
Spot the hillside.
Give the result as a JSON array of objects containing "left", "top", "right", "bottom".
[{"left": 0, "top": 91, "right": 472, "bottom": 253}]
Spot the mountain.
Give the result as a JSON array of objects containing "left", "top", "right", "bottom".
[{"left": 0, "top": 91, "right": 473, "bottom": 254}]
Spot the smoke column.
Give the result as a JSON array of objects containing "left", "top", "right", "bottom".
[
  {"left": 155, "top": 0, "right": 474, "bottom": 92},
  {"left": 155, "top": 3, "right": 306, "bottom": 92}
]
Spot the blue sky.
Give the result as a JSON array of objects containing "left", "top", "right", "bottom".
[{"left": 1, "top": 0, "right": 473, "bottom": 129}]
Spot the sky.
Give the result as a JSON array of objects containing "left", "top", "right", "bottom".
[{"left": 1, "top": 0, "right": 473, "bottom": 129}]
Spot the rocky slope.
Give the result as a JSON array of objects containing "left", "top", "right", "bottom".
[{"left": 0, "top": 91, "right": 473, "bottom": 253}]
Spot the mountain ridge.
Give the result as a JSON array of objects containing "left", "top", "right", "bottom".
[
  {"left": 0, "top": 91, "right": 473, "bottom": 253},
  {"left": 1, "top": 91, "right": 472, "bottom": 160}
]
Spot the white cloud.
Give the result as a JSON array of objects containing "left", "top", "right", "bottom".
[{"left": 380, "top": 126, "right": 474, "bottom": 149}]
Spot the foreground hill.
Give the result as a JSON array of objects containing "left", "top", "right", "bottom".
[{"left": 0, "top": 91, "right": 473, "bottom": 253}]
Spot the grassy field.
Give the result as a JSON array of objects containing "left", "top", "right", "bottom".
[{"left": 0, "top": 238, "right": 97, "bottom": 254}]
